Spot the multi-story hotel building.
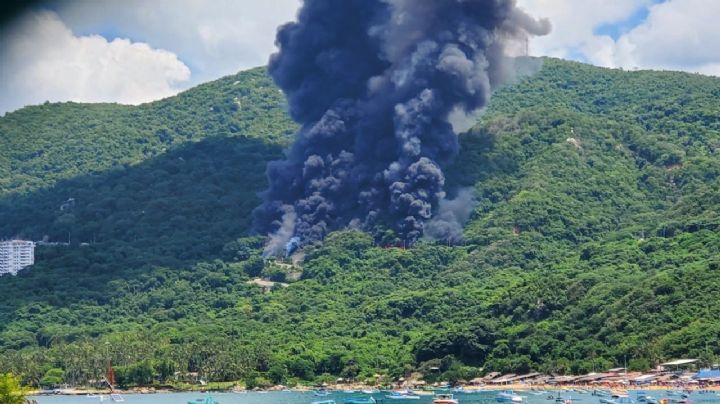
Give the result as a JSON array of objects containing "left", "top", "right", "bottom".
[{"left": 0, "top": 240, "right": 36, "bottom": 276}]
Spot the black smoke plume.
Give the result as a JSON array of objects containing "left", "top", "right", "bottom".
[{"left": 255, "top": 0, "right": 549, "bottom": 255}]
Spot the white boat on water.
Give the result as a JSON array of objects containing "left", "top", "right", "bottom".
[
  {"left": 637, "top": 395, "right": 658, "bottom": 404},
  {"left": 386, "top": 390, "right": 421, "bottom": 400},
  {"left": 496, "top": 390, "right": 523, "bottom": 402},
  {"left": 92, "top": 394, "right": 124, "bottom": 403}
]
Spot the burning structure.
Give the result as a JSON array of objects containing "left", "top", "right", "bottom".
[{"left": 256, "top": 0, "right": 550, "bottom": 256}]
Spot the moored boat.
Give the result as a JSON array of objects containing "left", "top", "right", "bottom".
[
  {"left": 637, "top": 393, "right": 658, "bottom": 404},
  {"left": 187, "top": 396, "right": 218, "bottom": 404},
  {"left": 386, "top": 390, "right": 421, "bottom": 400},
  {"left": 496, "top": 390, "right": 523, "bottom": 403},
  {"left": 433, "top": 393, "right": 459, "bottom": 404},
  {"left": 344, "top": 397, "right": 376, "bottom": 404},
  {"left": 594, "top": 390, "right": 613, "bottom": 397},
  {"left": 600, "top": 394, "right": 634, "bottom": 404}
]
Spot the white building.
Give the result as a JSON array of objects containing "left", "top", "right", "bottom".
[{"left": 0, "top": 240, "right": 36, "bottom": 276}]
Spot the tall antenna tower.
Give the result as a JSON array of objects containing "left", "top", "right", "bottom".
[{"left": 524, "top": 37, "right": 529, "bottom": 56}]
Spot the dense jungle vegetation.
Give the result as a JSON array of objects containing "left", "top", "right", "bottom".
[{"left": 0, "top": 58, "right": 718, "bottom": 388}]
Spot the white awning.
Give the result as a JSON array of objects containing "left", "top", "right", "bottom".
[{"left": 661, "top": 359, "right": 698, "bottom": 366}]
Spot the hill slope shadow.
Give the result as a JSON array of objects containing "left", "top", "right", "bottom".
[{"left": 0, "top": 135, "right": 281, "bottom": 330}]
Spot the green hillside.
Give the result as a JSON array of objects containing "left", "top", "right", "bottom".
[{"left": 0, "top": 59, "right": 718, "bottom": 388}]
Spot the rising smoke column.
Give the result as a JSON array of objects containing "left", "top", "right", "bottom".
[{"left": 255, "top": 0, "right": 549, "bottom": 255}]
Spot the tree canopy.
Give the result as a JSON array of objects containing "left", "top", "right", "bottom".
[{"left": 0, "top": 58, "right": 718, "bottom": 387}]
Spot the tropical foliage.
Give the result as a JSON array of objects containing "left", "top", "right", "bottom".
[
  {"left": 0, "top": 58, "right": 718, "bottom": 387},
  {"left": 0, "top": 372, "right": 27, "bottom": 404}
]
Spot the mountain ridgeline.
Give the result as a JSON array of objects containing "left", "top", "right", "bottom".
[{"left": 0, "top": 58, "right": 718, "bottom": 387}]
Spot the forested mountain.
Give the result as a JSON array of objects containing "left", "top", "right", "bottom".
[{"left": 0, "top": 58, "right": 718, "bottom": 388}]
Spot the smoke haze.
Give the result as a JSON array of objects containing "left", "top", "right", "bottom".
[{"left": 424, "top": 187, "right": 478, "bottom": 244}]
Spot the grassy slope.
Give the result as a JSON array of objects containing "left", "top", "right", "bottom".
[{"left": 0, "top": 59, "right": 718, "bottom": 385}]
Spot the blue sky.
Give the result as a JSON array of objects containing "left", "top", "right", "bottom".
[
  {"left": 594, "top": 4, "right": 653, "bottom": 40},
  {"left": 1, "top": 0, "right": 719, "bottom": 115}
]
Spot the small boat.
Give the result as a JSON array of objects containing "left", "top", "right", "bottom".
[
  {"left": 110, "top": 394, "right": 124, "bottom": 403},
  {"left": 386, "top": 390, "right": 421, "bottom": 400},
  {"left": 433, "top": 393, "right": 459, "bottom": 404},
  {"left": 344, "top": 397, "right": 377, "bottom": 404},
  {"left": 315, "top": 389, "right": 331, "bottom": 396},
  {"left": 554, "top": 391, "right": 572, "bottom": 404},
  {"left": 361, "top": 390, "right": 379, "bottom": 394},
  {"left": 312, "top": 401, "right": 337, "bottom": 404},
  {"left": 187, "top": 396, "right": 218, "bottom": 404},
  {"left": 637, "top": 394, "right": 658, "bottom": 404},
  {"left": 600, "top": 394, "right": 634, "bottom": 404},
  {"left": 496, "top": 390, "right": 523, "bottom": 403}
]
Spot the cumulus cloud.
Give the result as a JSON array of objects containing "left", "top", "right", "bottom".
[
  {"left": 518, "top": 0, "right": 720, "bottom": 76},
  {"left": 517, "top": 0, "right": 651, "bottom": 59},
  {"left": 594, "top": 0, "right": 720, "bottom": 75},
  {"left": 0, "top": 11, "right": 191, "bottom": 114},
  {"left": 54, "top": 0, "right": 301, "bottom": 84},
  {"left": 0, "top": 0, "right": 302, "bottom": 114}
]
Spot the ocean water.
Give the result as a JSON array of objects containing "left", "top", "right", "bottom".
[{"left": 29, "top": 389, "right": 720, "bottom": 404}]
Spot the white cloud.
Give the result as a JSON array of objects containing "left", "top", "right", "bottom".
[
  {"left": 0, "top": 11, "right": 191, "bottom": 114},
  {"left": 54, "top": 0, "right": 302, "bottom": 84},
  {"left": 518, "top": 0, "right": 720, "bottom": 76},
  {"left": 0, "top": 0, "right": 302, "bottom": 114},
  {"left": 598, "top": 0, "right": 720, "bottom": 75},
  {"left": 517, "top": 0, "right": 652, "bottom": 59}
]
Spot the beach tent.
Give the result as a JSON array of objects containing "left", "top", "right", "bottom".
[{"left": 694, "top": 369, "right": 720, "bottom": 380}]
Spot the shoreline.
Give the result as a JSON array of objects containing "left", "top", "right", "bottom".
[{"left": 29, "top": 383, "right": 720, "bottom": 396}]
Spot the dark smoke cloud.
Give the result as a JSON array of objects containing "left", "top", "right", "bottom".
[{"left": 255, "top": 0, "right": 549, "bottom": 252}]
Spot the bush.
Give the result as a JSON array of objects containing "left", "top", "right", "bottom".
[{"left": 0, "top": 373, "right": 27, "bottom": 404}]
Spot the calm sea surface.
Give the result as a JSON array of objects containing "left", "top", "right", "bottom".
[{"left": 29, "top": 389, "right": 720, "bottom": 404}]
